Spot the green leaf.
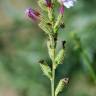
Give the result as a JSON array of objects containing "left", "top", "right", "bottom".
[
  {"left": 55, "top": 49, "right": 65, "bottom": 69},
  {"left": 38, "top": 0, "right": 47, "bottom": 11},
  {"left": 55, "top": 78, "right": 69, "bottom": 96},
  {"left": 39, "top": 60, "right": 52, "bottom": 79}
]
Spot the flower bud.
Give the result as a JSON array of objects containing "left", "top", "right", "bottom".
[
  {"left": 55, "top": 78, "right": 69, "bottom": 96},
  {"left": 46, "top": 0, "right": 53, "bottom": 21},
  {"left": 25, "top": 8, "right": 40, "bottom": 21},
  {"left": 59, "top": 5, "right": 64, "bottom": 15},
  {"left": 45, "top": 0, "right": 52, "bottom": 8}
]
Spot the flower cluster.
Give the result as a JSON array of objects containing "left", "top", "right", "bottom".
[{"left": 25, "top": 0, "right": 76, "bottom": 21}]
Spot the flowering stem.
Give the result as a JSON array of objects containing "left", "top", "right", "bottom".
[
  {"left": 25, "top": 1, "right": 76, "bottom": 96},
  {"left": 48, "top": 1, "right": 56, "bottom": 95}
]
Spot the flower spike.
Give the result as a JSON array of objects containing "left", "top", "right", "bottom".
[{"left": 25, "top": 0, "right": 77, "bottom": 96}]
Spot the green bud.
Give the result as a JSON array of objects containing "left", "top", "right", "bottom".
[
  {"left": 55, "top": 49, "right": 65, "bottom": 68},
  {"left": 55, "top": 78, "right": 69, "bottom": 96},
  {"left": 54, "top": 41, "right": 66, "bottom": 69},
  {"left": 39, "top": 60, "right": 52, "bottom": 79},
  {"left": 54, "top": 14, "right": 63, "bottom": 33}
]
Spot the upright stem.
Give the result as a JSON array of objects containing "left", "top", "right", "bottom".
[
  {"left": 51, "top": 48, "right": 55, "bottom": 96},
  {"left": 51, "top": 69, "right": 55, "bottom": 96},
  {"left": 48, "top": 0, "right": 56, "bottom": 95}
]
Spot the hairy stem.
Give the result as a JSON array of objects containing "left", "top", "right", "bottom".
[
  {"left": 51, "top": 67, "right": 55, "bottom": 96},
  {"left": 48, "top": 1, "right": 56, "bottom": 95},
  {"left": 51, "top": 48, "right": 56, "bottom": 96}
]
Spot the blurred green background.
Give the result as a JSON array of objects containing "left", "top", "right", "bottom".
[{"left": 0, "top": 0, "right": 96, "bottom": 96}]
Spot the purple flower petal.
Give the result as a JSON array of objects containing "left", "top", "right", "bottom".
[
  {"left": 59, "top": 5, "right": 64, "bottom": 14},
  {"left": 25, "top": 8, "right": 40, "bottom": 20}
]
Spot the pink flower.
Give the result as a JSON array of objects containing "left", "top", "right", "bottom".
[
  {"left": 58, "top": 0, "right": 76, "bottom": 8},
  {"left": 25, "top": 8, "right": 40, "bottom": 20}
]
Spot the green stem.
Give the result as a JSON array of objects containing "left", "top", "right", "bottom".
[
  {"left": 48, "top": 1, "right": 56, "bottom": 95},
  {"left": 51, "top": 67, "right": 55, "bottom": 96},
  {"left": 51, "top": 48, "right": 55, "bottom": 96}
]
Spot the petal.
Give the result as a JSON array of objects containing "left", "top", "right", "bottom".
[
  {"left": 58, "top": 0, "right": 76, "bottom": 8},
  {"left": 64, "top": 1, "right": 74, "bottom": 8}
]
